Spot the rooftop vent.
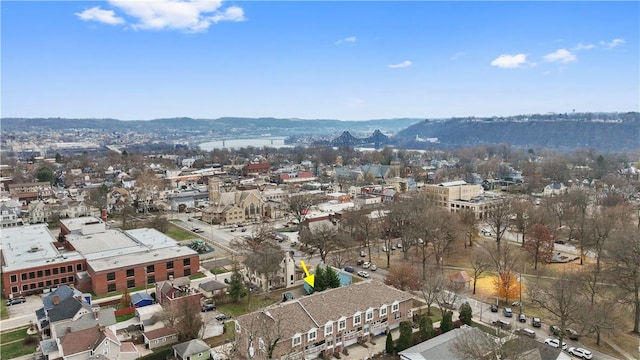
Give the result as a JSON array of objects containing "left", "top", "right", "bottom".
[{"left": 28, "top": 245, "right": 40, "bottom": 253}]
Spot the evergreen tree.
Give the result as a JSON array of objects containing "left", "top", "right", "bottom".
[
  {"left": 419, "top": 316, "right": 434, "bottom": 341},
  {"left": 314, "top": 265, "right": 327, "bottom": 292},
  {"left": 55, "top": 153, "right": 62, "bottom": 163},
  {"left": 440, "top": 311, "right": 454, "bottom": 333},
  {"left": 458, "top": 302, "right": 473, "bottom": 326},
  {"left": 385, "top": 331, "right": 394, "bottom": 354},
  {"left": 396, "top": 321, "right": 413, "bottom": 352},
  {"left": 324, "top": 265, "right": 341, "bottom": 289},
  {"left": 228, "top": 264, "right": 247, "bottom": 302},
  {"left": 36, "top": 167, "right": 54, "bottom": 184}
]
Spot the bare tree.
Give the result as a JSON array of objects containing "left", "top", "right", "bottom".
[
  {"left": 244, "top": 243, "right": 285, "bottom": 292},
  {"left": 326, "top": 248, "right": 356, "bottom": 269},
  {"left": 458, "top": 209, "right": 477, "bottom": 248},
  {"left": 485, "top": 198, "right": 512, "bottom": 251},
  {"left": 524, "top": 223, "right": 554, "bottom": 270},
  {"left": 606, "top": 224, "right": 640, "bottom": 333},
  {"left": 298, "top": 221, "right": 340, "bottom": 262},
  {"left": 384, "top": 263, "right": 421, "bottom": 291},
  {"left": 449, "top": 326, "right": 501, "bottom": 360},
  {"left": 132, "top": 168, "right": 164, "bottom": 213},
  {"left": 285, "top": 192, "right": 322, "bottom": 223},
  {"left": 420, "top": 271, "right": 447, "bottom": 316},
  {"left": 469, "top": 247, "right": 492, "bottom": 295},
  {"left": 340, "top": 209, "right": 379, "bottom": 262},
  {"left": 527, "top": 272, "right": 586, "bottom": 344},
  {"left": 386, "top": 199, "right": 421, "bottom": 260}
]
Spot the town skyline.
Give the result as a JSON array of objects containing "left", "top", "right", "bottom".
[{"left": 2, "top": 1, "right": 638, "bottom": 121}]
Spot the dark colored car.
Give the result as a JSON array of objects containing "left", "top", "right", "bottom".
[
  {"left": 356, "top": 259, "right": 364, "bottom": 266},
  {"left": 532, "top": 317, "right": 541, "bottom": 327},
  {"left": 344, "top": 266, "right": 355, "bottom": 273},
  {"left": 6, "top": 296, "right": 26, "bottom": 306},
  {"left": 201, "top": 303, "right": 216, "bottom": 312},
  {"left": 215, "top": 313, "right": 232, "bottom": 321},
  {"left": 490, "top": 304, "right": 498, "bottom": 312}
]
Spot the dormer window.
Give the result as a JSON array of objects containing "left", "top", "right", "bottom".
[
  {"left": 366, "top": 309, "right": 374, "bottom": 322},
  {"left": 308, "top": 329, "right": 317, "bottom": 342},
  {"left": 380, "top": 305, "right": 387, "bottom": 317},
  {"left": 324, "top": 322, "right": 333, "bottom": 336},
  {"left": 292, "top": 334, "right": 302, "bottom": 347},
  {"left": 392, "top": 301, "right": 400, "bottom": 313},
  {"left": 338, "top": 317, "right": 346, "bottom": 331},
  {"left": 353, "top": 312, "right": 362, "bottom": 327}
]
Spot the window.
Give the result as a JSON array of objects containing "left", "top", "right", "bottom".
[
  {"left": 77, "top": 264, "right": 82, "bottom": 271},
  {"left": 11, "top": 286, "right": 18, "bottom": 294},
  {"left": 21, "top": 273, "right": 27, "bottom": 281},
  {"left": 147, "top": 276, "right": 155, "bottom": 284},
  {"left": 53, "top": 268, "right": 58, "bottom": 275},
  {"left": 45, "top": 269, "right": 51, "bottom": 276},
  {"left": 30, "top": 283, "right": 36, "bottom": 289},
  {"left": 46, "top": 280, "right": 52, "bottom": 286},
  {"left": 147, "top": 265, "right": 155, "bottom": 273},
  {"left": 380, "top": 306, "right": 387, "bottom": 317},
  {"left": 38, "top": 282, "right": 44, "bottom": 288},
  {"left": 183, "top": 258, "right": 191, "bottom": 266},
  {"left": 53, "top": 279, "right": 59, "bottom": 285},
  {"left": 61, "top": 278, "right": 66, "bottom": 283},
  {"left": 22, "top": 285, "right": 28, "bottom": 291},
  {"left": 308, "top": 329, "right": 317, "bottom": 342},
  {"left": 68, "top": 276, "right": 74, "bottom": 282},
  {"left": 60, "top": 266, "right": 66, "bottom": 274},
  {"left": 107, "top": 284, "right": 116, "bottom": 292},
  {"left": 184, "top": 269, "right": 191, "bottom": 277},
  {"left": 325, "top": 323, "right": 333, "bottom": 336},
  {"left": 338, "top": 319, "right": 346, "bottom": 331},
  {"left": 107, "top": 272, "right": 116, "bottom": 281},
  {"left": 126, "top": 269, "right": 134, "bottom": 277},
  {"left": 166, "top": 261, "right": 174, "bottom": 269},
  {"left": 10, "top": 275, "right": 16, "bottom": 283},
  {"left": 127, "top": 280, "right": 135, "bottom": 288},
  {"left": 366, "top": 310, "right": 374, "bottom": 322},
  {"left": 67, "top": 265, "right": 73, "bottom": 273},
  {"left": 292, "top": 334, "right": 302, "bottom": 347},
  {"left": 37, "top": 270, "right": 43, "bottom": 277},
  {"left": 392, "top": 302, "right": 399, "bottom": 313},
  {"left": 353, "top": 313, "right": 361, "bottom": 327},
  {"left": 29, "top": 272, "right": 35, "bottom": 279}
]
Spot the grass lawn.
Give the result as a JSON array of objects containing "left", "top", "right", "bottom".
[
  {"left": 205, "top": 322, "right": 236, "bottom": 348},
  {"left": 189, "top": 272, "right": 207, "bottom": 280},
  {"left": 1, "top": 340, "right": 38, "bottom": 359},
  {"left": 0, "top": 326, "right": 30, "bottom": 345},
  {"left": 209, "top": 267, "right": 228, "bottom": 275},
  {"left": 217, "top": 294, "right": 281, "bottom": 317},
  {"left": 165, "top": 224, "right": 197, "bottom": 241},
  {"left": 116, "top": 313, "right": 136, "bottom": 322}
]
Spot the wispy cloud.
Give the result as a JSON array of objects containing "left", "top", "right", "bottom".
[
  {"left": 335, "top": 36, "right": 357, "bottom": 45},
  {"left": 601, "top": 38, "right": 625, "bottom": 48},
  {"left": 75, "top": 6, "right": 125, "bottom": 25},
  {"left": 572, "top": 42, "right": 596, "bottom": 51},
  {"left": 450, "top": 51, "right": 467, "bottom": 61},
  {"left": 543, "top": 48, "right": 577, "bottom": 64},
  {"left": 75, "top": 0, "right": 245, "bottom": 32},
  {"left": 490, "top": 54, "right": 528, "bottom": 69},
  {"left": 388, "top": 60, "right": 412, "bottom": 69}
]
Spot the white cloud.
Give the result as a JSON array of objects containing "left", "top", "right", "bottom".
[
  {"left": 543, "top": 48, "right": 577, "bottom": 63},
  {"left": 388, "top": 60, "right": 412, "bottom": 68},
  {"left": 602, "top": 38, "right": 625, "bottom": 48},
  {"left": 572, "top": 42, "right": 596, "bottom": 51},
  {"left": 75, "top": 6, "right": 125, "bottom": 25},
  {"left": 490, "top": 54, "right": 528, "bottom": 68},
  {"left": 335, "top": 36, "right": 357, "bottom": 45}
]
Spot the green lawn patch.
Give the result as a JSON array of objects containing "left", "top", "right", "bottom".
[
  {"left": 116, "top": 313, "right": 136, "bottom": 323},
  {"left": 217, "top": 295, "right": 280, "bottom": 317},
  {"left": 165, "top": 225, "right": 197, "bottom": 241},
  {"left": 189, "top": 272, "right": 207, "bottom": 280},
  {"left": 209, "top": 267, "right": 228, "bottom": 275},
  {"left": 0, "top": 326, "right": 30, "bottom": 344},
  {"left": 169, "top": 219, "right": 182, "bottom": 223},
  {"left": 138, "top": 345, "right": 174, "bottom": 360},
  {"left": 205, "top": 322, "right": 236, "bottom": 348},
  {"left": 1, "top": 340, "right": 37, "bottom": 359}
]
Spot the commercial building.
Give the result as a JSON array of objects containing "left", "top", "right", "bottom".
[{"left": 421, "top": 181, "right": 502, "bottom": 219}]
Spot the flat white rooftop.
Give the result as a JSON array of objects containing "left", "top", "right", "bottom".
[
  {"left": 1, "top": 224, "right": 83, "bottom": 272},
  {"left": 60, "top": 216, "right": 104, "bottom": 232},
  {"left": 87, "top": 245, "right": 198, "bottom": 273},
  {"left": 66, "top": 228, "right": 179, "bottom": 261}
]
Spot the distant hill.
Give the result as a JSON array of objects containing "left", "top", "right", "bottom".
[{"left": 392, "top": 112, "right": 640, "bottom": 151}]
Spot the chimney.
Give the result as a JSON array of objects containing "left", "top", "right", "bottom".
[
  {"left": 66, "top": 327, "right": 71, "bottom": 334},
  {"left": 93, "top": 307, "right": 100, "bottom": 320},
  {"left": 53, "top": 295, "right": 60, "bottom": 305}
]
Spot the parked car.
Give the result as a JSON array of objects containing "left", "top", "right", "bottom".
[
  {"left": 370, "top": 264, "right": 378, "bottom": 271},
  {"left": 362, "top": 262, "right": 371, "bottom": 269},
  {"left": 360, "top": 250, "right": 366, "bottom": 257},
  {"left": 550, "top": 325, "right": 579, "bottom": 340},
  {"left": 241, "top": 228, "right": 248, "bottom": 232},
  {"left": 503, "top": 307, "right": 513, "bottom": 317},
  {"left": 396, "top": 243, "right": 403, "bottom": 249},
  {"left": 532, "top": 317, "right": 541, "bottom": 328},
  {"left": 381, "top": 246, "right": 389, "bottom": 252},
  {"left": 230, "top": 228, "right": 237, "bottom": 232},
  {"left": 356, "top": 259, "right": 364, "bottom": 266},
  {"left": 357, "top": 271, "right": 370, "bottom": 278},
  {"left": 491, "top": 319, "right": 512, "bottom": 330},
  {"left": 515, "top": 328, "right": 536, "bottom": 339},
  {"left": 543, "top": 338, "right": 567, "bottom": 350},
  {"left": 344, "top": 266, "right": 355, "bottom": 273},
  {"left": 201, "top": 303, "right": 216, "bottom": 312},
  {"left": 6, "top": 296, "right": 26, "bottom": 306},
  {"left": 490, "top": 304, "right": 498, "bottom": 312},
  {"left": 215, "top": 313, "right": 232, "bottom": 321},
  {"left": 568, "top": 347, "right": 593, "bottom": 359},
  {"left": 518, "top": 314, "right": 526, "bottom": 323}
]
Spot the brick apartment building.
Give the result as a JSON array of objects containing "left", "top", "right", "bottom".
[
  {"left": 1, "top": 218, "right": 199, "bottom": 297},
  {"left": 234, "top": 280, "right": 414, "bottom": 359},
  {"left": 421, "top": 180, "right": 502, "bottom": 219}
]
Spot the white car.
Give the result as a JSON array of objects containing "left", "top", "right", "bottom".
[
  {"left": 370, "top": 264, "right": 378, "bottom": 271},
  {"left": 362, "top": 262, "right": 371, "bottom": 269},
  {"left": 568, "top": 347, "right": 593, "bottom": 359},
  {"left": 357, "top": 271, "right": 370, "bottom": 278},
  {"left": 543, "top": 338, "right": 567, "bottom": 350}
]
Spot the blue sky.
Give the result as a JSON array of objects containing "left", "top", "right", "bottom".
[{"left": 2, "top": 1, "right": 638, "bottom": 121}]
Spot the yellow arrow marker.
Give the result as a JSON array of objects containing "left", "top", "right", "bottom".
[{"left": 300, "top": 260, "right": 315, "bottom": 288}]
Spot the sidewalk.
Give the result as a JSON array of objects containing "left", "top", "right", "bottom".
[{"left": 346, "top": 327, "right": 401, "bottom": 360}]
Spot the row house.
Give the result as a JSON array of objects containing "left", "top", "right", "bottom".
[
  {"left": 8, "top": 181, "right": 54, "bottom": 198},
  {"left": 235, "top": 280, "right": 414, "bottom": 359}
]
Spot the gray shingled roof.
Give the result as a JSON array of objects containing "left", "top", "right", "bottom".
[
  {"left": 53, "top": 308, "right": 116, "bottom": 338},
  {"left": 172, "top": 339, "right": 210, "bottom": 358},
  {"left": 48, "top": 297, "right": 90, "bottom": 323},
  {"left": 43, "top": 285, "right": 77, "bottom": 310}
]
